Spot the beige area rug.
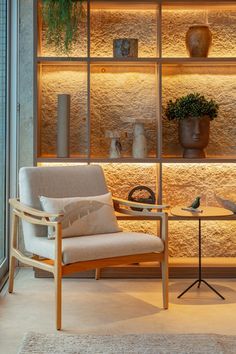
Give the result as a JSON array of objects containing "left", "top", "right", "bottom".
[{"left": 18, "top": 332, "right": 236, "bottom": 354}]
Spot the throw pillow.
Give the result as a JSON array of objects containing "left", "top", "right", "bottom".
[{"left": 39, "top": 193, "right": 121, "bottom": 239}]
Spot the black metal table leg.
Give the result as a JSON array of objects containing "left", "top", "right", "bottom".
[
  {"left": 202, "top": 280, "right": 225, "bottom": 300},
  {"left": 177, "top": 218, "right": 225, "bottom": 300},
  {"left": 177, "top": 279, "right": 199, "bottom": 298}
]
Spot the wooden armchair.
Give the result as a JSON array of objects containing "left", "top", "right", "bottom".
[{"left": 8, "top": 165, "right": 168, "bottom": 330}]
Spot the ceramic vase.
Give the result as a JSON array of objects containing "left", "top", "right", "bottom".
[
  {"left": 186, "top": 25, "right": 212, "bottom": 57},
  {"left": 178, "top": 116, "right": 210, "bottom": 158},
  {"left": 57, "top": 94, "right": 70, "bottom": 158},
  {"left": 132, "top": 122, "right": 147, "bottom": 159}
]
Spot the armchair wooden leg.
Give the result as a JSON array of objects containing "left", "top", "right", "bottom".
[
  {"left": 8, "top": 213, "right": 18, "bottom": 294},
  {"left": 161, "top": 259, "right": 169, "bottom": 309},
  {"left": 55, "top": 223, "right": 62, "bottom": 330},
  {"left": 8, "top": 255, "right": 16, "bottom": 293},
  {"left": 95, "top": 268, "right": 101, "bottom": 280},
  {"left": 55, "top": 271, "right": 62, "bottom": 330}
]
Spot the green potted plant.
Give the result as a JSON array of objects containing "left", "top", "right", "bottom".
[
  {"left": 42, "top": 0, "right": 84, "bottom": 54},
  {"left": 165, "top": 93, "right": 219, "bottom": 158}
]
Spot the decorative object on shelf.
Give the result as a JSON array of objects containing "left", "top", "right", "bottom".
[
  {"left": 215, "top": 194, "right": 236, "bottom": 213},
  {"left": 132, "top": 120, "right": 147, "bottom": 159},
  {"left": 105, "top": 130, "right": 122, "bottom": 159},
  {"left": 185, "top": 25, "right": 212, "bottom": 58},
  {"left": 189, "top": 196, "right": 201, "bottom": 209},
  {"left": 42, "top": 0, "right": 85, "bottom": 54},
  {"left": 181, "top": 196, "right": 202, "bottom": 213},
  {"left": 57, "top": 94, "right": 70, "bottom": 158},
  {"left": 113, "top": 38, "right": 138, "bottom": 58},
  {"left": 165, "top": 93, "right": 219, "bottom": 158},
  {"left": 128, "top": 186, "right": 156, "bottom": 212}
]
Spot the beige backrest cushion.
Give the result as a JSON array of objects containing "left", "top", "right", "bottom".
[
  {"left": 19, "top": 165, "right": 108, "bottom": 251},
  {"left": 40, "top": 193, "right": 121, "bottom": 238}
]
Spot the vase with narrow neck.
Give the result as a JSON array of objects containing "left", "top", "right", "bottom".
[
  {"left": 186, "top": 25, "right": 212, "bottom": 57},
  {"left": 178, "top": 116, "right": 210, "bottom": 158},
  {"left": 132, "top": 122, "right": 147, "bottom": 159}
]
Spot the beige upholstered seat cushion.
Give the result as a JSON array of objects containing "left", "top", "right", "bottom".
[{"left": 26, "top": 232, "right": 164, "bottom": 265}]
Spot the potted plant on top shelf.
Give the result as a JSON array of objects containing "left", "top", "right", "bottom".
[
  {"left": 165, "top": 93, "right": 219, "bottom": 158},
  {"left": 42, "top": 0, "right": 85, "bottom": 54}
]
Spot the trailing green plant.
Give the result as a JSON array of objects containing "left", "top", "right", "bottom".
[
  {"left": 165, "top": 93, "right": 219, "bottom": 121},
  {"left": 42, "top": 0, "right": 84, "bottom": 54}
]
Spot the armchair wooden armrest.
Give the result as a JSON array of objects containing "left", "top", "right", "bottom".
[
  {"left": 9, "top": 198, "right": 63, "bottom": 226},
  {"left": 112, "top": 197, "right": 169, "bottom": 242},
  {"left": 8, "top": 198, "right": 63, "bottom": 298},
  {"left": 113, "top": 197, "right": 169, "bottom": 214}
]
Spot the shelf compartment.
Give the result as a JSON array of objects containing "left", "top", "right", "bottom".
[
  {"left": 36, "top": 157, "right": 161, "bottom": 164},
  {"left": 162, "top": 63, "right": 236, "bottom": 159},
  {"left": 162, "top": 162, "right": 236, "bottom": 210},
  {"left": 162, "top": 2, "right": 236, "bottom": 58},
  {"left": 37, "top": 0, "right": 88, "bottom": 58},
  {"left": 162, "top": 163, "right": 236, "bottom": 258},
  {"left": 90, "top": 62, "right": 159, "bottom": 159},
  {"left": 90, "top": 0, "right": 159, "bottom": 58},
  {"left": 37, "top": 63, "right": 88, "bottom": 158},
  {"left": 94, "top": 161, "right": 160, "bottom": 200}
]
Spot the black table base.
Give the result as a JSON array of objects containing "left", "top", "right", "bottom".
[{"left": 177, "top": 218, "right": 225, "bottom": 300}]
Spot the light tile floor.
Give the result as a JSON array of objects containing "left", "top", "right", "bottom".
[{"left": 1, "top": 268, "right": 236, "bottom": 354}]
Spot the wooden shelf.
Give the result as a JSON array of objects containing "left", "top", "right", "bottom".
[
  {"left": 90, "top": 0, "right": 235, "bottom": 10},
  {"left": 37, "top": 57, "right": 236, "bottom": 64},
  {"left": 161, "top": 157, "right": 236, "bottom": 163},
  {"left": 37, "top": 156, "right": 236, "bottom": 164},
  {"left": 169, "top": 257, "right": 236, "bottom": 267},
  {"left": 162, "top": 1, "right": 236, "bottom": 10},
  {"left": 35, "top": 257, "right": 236, "bottom": 279}
]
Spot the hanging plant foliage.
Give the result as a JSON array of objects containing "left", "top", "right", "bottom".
[{"left": 42, "top": 0, "right": 84, "bottom": 54}]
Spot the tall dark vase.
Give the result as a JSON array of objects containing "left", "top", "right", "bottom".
[
  {"left": 186, "top": 25, "right": 212, "bottom": 57},
  {"left": 178, "top": 116, "right": 210, "bottom": 158}
]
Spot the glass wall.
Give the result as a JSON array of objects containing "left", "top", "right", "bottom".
[{"left": 0, "top": 0, "right": 7, "bottom": 281}]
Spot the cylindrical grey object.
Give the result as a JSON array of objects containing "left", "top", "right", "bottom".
[{"left": 57, "top": 94, "right": 70, "bottom": 157}]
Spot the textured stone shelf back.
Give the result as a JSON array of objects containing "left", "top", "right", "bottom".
[
  {"left": 91, "top": 65, "right": 158, "bottom": 158},
  {"left": 99, "top": 163, "right": 159, "bottom": 237},
  {"left": 90, "top": 9, "right": 158, "bottom": 58}
]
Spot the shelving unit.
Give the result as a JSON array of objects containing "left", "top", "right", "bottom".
[{"left": 35, "top": 0, "right": 236, "bottom": 276}]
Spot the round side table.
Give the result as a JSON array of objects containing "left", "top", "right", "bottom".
[{"left": 171, "top": 206, "right": 234, "bottom": 300}]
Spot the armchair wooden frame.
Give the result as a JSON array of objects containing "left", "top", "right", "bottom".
[{"left": 8, "top": 197, "right": 169, "bottom": 330}]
